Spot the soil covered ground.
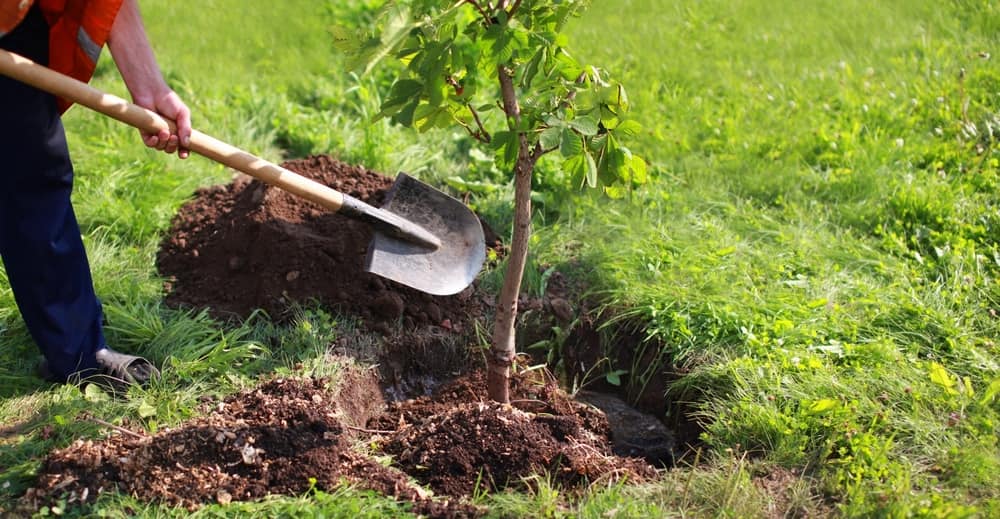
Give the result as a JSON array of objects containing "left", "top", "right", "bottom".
[
  {"left": 16, "top": 156, "right": 664, "bottom": 515},
  {"left": 20, "top": 371, "right": 656, "bottom": 517}
]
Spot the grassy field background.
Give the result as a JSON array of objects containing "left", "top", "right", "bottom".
[{"left": 2, "top": 0, "right": 999, "bottom": 516}]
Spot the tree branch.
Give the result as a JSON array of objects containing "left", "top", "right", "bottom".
[
  {"left": 456, "top": 110, "right": 491, "bottom": 143},
  {"left": 465, "top": 0, "right": 493, "bottom": 25},
  {"left": 467, "top": 102, "right": 492, "bottom": 142},
  {"left": 498, "top": 66, "right": 521, "bottom": 129},
  {"left": 455, "top": 118, "right": 481, "bottom": 141},
  {"left": 535, "top": 143, "right": 554, "bottom": 159},
  {"left": 499, "top": 65, "right": 542, "bottom": 169},
  {"left": 508, "top": 0, "right": 523, "bottom": 18}
]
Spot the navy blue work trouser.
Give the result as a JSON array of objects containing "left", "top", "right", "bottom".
[{"left": 1, "top": 7, "right": 107, "bottom": 381}]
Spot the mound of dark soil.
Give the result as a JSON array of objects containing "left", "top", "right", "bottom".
[
  {"left": 20, "top": 377, "right": 477, "bottom": 518},
  {"left": 373, "top": 370, "right": 656, "bottom": 496},
  {"left": 20, "top": 373, "right": 655, "bottom": 516},
  {"left": 156, "top": 155, "right": 497, "bottom": 329}
]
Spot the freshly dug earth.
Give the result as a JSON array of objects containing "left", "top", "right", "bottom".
[
  {"left": 374, "top": 370, "right": 657, "bottom": 496},
  {"left": 157, "top": 155, "right": 498, "bottom": 328},
  {"left": 21, "top": 372, "right": 656, "bottom": 516},
  {"left": 20, "top": 377, "right": 477, "bottom": 518}
]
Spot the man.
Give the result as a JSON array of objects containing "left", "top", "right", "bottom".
[{"left": 0, "top": 0, "right": 191, "bottom": 388}]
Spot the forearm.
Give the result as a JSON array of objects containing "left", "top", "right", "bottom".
[
  {"left": 105, "top": 0, "right": 191, "bottom": 156},
  {"left": 106, "top": 0, "right": 168, "bottom": 105}
]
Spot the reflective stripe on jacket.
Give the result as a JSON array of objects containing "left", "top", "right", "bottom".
[{"left": 1, "top": 0, "right": 124, "bottom": 112}]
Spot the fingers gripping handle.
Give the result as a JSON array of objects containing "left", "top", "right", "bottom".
[{"left": 0, "top": 49, "right": 346, "bottom": 212}]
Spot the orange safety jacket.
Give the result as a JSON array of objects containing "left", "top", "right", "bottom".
[{"left": 1, "top": 0, "right": 124, "bottom": 111}]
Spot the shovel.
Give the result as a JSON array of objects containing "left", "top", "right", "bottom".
[{"left": 0, "top": 49, "right": 486, "bottom": 296}]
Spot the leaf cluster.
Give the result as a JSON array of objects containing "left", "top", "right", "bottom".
[{"left": 339, "top": 0, "right": 647, "bottom": 195}]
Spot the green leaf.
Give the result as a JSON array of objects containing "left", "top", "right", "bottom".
[
  {"left": 627, "top": 153, "right": 648, "bottom": 184},
  {"left": 419, "top": 107, "right": 454, "bottom": 132},
  {"left": 553, "top": 50, "right": 584, "bottom": 81},
  {"left": 563, "top": 154, "right": 587, "bottom": 187},
  {"left": 588, "top": 132, "right": 607, "bottom": 152},
  {"left": 616, "top": 83, "right": 630, "bottom": 110},
  {"left": 491, "top": 130, "right": 513, "bottom": 150},
  {"left": 615, "top": 119, "right": 643, "bottom": 137},
  {"left": 138, "top": 400, "right": 158, "bottom": 418},
  {"left": 360, "top": 4, "right": 417, "bottom": 75},
  {"left": 563, "top": 151, "right": 597, "bottom": 187},
  {"left": 509, "top": 22, "right": 530, "bottom": 51},
  {"left": 573, "top": 88, "right": 598, "bottom": 112},
  {"left": 604, "top": 136, "right": 628, "bottom": 185},
  {"left": 981, "top": 377, "right": 1000, "bottom": 405},
  {"left": 378, "top": 79, "right": 423, "bottom": 117},
  {"left": 600, "top": 105, "right": 620, "bottom": 124},
  {"left": 594, "top": 133, "right": 625, "bottom": 186},
  {"left": 83, "top": 382, "right": 108, "bottom": 402},
  {"left": 606, "top": 370, "right": 627, "bottom": 386},
  {"left": 805, "top": 398, "right": 839, "bottom": 415},
  {"left": 427, "top": 74, "right": 447, "bottom": 106},
  {"left": 600, "top": 83, "right": 629, "bottom": 109},
  {"left": 604, "top": 185, "right": 628, "bottom": 199},
  {"left": 391, "top": 100, "right": 418, "bottom": 126},
  {"left": 540, "top": 126, "right": 562, "bottom": 150},
  {"left": 521, "top": 48, "right": 546, "bottom": 88},
  {"left": 928, "top": 362, "right": 959, "bottom": 395},
  {"left": 560, "top": 129, "right": 582, "bottom": 157},
  {"left": 445, "top": 176, "right": 500, "bottom": 194},
  {"left": 413, "top": 103, "right": 449, "bottom": 132},
  {"left": 569, "top": 114, "right": 600, "bottom": 136},
  {"left": 388, "top": 79, "right": 423, "bottom": 100},
  {"left": 329, "top": 25, "right": 360, "bottom": 53},
  {"left": 492, "top": 131, "right": 518, "bottom": 169},
  {"left": 485, "top": 23, "right": 516, "bottom": 62}
]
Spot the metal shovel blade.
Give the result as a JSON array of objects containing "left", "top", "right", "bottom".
[{"left": 365, "top": 173, "right": 486, "bottom": 296}]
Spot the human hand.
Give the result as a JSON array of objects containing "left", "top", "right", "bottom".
[{"left": 135, "top": 90, "right": 192, "bottom": 159}]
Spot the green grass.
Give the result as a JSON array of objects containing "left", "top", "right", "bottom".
[
  {"left": 543, "top": 0, "right": 1000, "bottom": 515},
  {"left": 3, "top": 0, "right": 1000, "bottom": 516}
]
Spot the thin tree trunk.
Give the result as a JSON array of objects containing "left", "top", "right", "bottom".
[{"left": 488, "top": 66, "right": 536, "bottom": 403}]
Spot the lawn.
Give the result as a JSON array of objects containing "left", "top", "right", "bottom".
[{"left": 2, "top": 0, "right": 999, "bottom": 517}]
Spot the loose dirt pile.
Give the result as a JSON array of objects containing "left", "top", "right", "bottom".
[
  {"left": 21, "top": 372, "right": 655, "bottom": 516},
  {"left": 20, "top": 377, "right": 476, "bottom": 517},
  {"left": 375, "top": 370, "right": 657, "bottom": 497},
  {"left": 157, "top": 155, "right": 498, "bottom": 329}
]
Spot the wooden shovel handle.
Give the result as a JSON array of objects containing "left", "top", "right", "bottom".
[{"left": 0, "top": 49, "right": 345, "bottom": 212}]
